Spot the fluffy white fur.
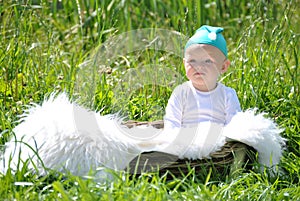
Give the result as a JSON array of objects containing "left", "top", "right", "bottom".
[
  {"left": 223, "top": 110, "right": 286, "bottom": 170},
  {"left": 1, "top": 94, "right": 152, "bottom": 180},
  {"left": 1, "top": 93, "right": 285, "bottom": 180},
  {"left": 155, "top": 123, "right": 226, "bottom": 159}
]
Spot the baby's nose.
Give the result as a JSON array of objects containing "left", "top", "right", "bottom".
[{"left": 192, "top": 63, "right": 203, "bottom": 72}]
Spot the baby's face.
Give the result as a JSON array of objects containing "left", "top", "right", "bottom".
[{"left": 183, "top": 44, "right": 229, "bottom": 91}]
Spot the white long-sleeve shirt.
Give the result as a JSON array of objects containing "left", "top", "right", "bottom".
[{"left": 164, "top": 81, "right": 241, "bottom": 128}]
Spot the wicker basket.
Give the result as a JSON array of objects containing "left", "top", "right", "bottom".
[{"left": 123, "top": 120, "right": 257, "bottom": 178}]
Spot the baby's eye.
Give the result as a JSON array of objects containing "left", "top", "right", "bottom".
[
  {"left": 204, "top": 59, "right": 213, "bottom": 64},
  {"left": 187, "top": 59, "right": 197, "bottom": 64}
]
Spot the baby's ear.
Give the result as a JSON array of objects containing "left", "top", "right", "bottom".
[{"left": 221, "top": 59, "right": 230, "bottom": 73}]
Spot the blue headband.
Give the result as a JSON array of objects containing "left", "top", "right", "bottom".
[{"left": 185, "top": 25, "right": 228, "bottom": 57}]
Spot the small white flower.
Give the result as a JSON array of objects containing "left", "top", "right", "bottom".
[
  {"left": 208, "top": 32, "right": 217, "bottom": 40},
  {"left": 14, "top": 182, "right": 34, "bottom": 186}
]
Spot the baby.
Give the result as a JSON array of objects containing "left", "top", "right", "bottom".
[{"left": 164, "top": 25, "right": 241, "bottom": 128}]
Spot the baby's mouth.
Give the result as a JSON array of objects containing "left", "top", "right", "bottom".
[{"left": 194, "top": 72, "right": 205, "bottom": 76}]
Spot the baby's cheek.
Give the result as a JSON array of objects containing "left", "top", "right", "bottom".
[
  {"left": 185, "top": 67, "right": 193, "bottom": 76},
  {"left": 184, "top": 66, "right": 191, "bottom": 74}
]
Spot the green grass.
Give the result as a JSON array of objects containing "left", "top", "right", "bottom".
[{"left": 0, "top": 0, "right": 299, "bottom": 200}]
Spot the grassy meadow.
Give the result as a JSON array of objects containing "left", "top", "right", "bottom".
[{"left": 0, "top": 0, "right": 299, "bottom": 200}]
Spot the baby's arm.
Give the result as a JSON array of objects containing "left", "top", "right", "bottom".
[
  {"left": 225, "top": 88, "right": 241, "bottom": 125},
  {"left": 164, "top": 90, "right": 183, "bottom": 128}
]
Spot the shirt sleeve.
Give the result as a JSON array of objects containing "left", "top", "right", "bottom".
[
  {"left": 225, "top": 88, "right": 241, "bottom": 125},
  {"left": 163, "top": 86, "right": 184, "bottom": 128}
]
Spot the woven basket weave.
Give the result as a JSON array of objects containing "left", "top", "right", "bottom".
[{"left": 123, "top": 120, "right": 257, "bottom": 177}]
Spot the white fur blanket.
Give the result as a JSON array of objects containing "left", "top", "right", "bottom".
[{"left": 0, "top": 93, "right": 286, "bottom": 180}]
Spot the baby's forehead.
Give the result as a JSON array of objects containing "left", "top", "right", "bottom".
[{"left": 185, "top": 44, "right": 223, "bottom": 58}]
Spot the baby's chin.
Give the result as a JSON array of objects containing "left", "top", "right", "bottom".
[
  {"left": 191, "top": 75, "right": 207, "bottom": 83},
  {"left": 191, "top": 79, "right": 218, "bottom": 91}
]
